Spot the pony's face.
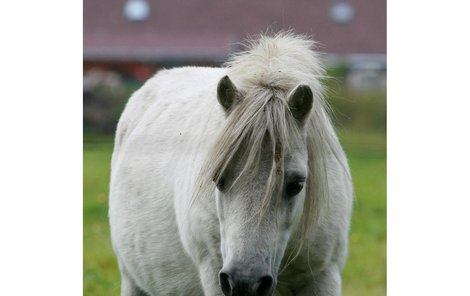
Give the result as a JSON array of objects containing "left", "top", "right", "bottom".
[
  {"left": 213, "top": 76, "right": 314, "bottom": 296},
  {"left": 215, "top": 139, "right": 308, "bottom": 296}
]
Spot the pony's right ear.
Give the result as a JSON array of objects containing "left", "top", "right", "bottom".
[{"left": 217, "top": 75, "right": 241, "bottom": 112}]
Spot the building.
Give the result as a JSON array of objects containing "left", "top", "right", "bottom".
[{"left": 84, "top": 0, "right": 386, "bottom": 83}]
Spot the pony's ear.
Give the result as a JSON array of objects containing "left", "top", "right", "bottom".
[
  {"left": 288, "top": 84, "right": 313, "bottom": 125},
  {"left": 217, "top": 75, "right": 241, "bottom": 112}
]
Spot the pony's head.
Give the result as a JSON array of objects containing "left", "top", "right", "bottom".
[
  {"left": 215, "top": 76, "right": 313, "bottom": 296},
  {"left": 195, "top": 33, "right": 339, "bottom": 296}
]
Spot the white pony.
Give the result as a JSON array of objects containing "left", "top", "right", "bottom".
[{"left": 109, "top": 33, "right": 353, "bottom": 296}]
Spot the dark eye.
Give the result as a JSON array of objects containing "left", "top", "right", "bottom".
[
  {"left": 286, "top": 181, "right": 305, "bottom": 197},
  {"left": 216, "top": 177, "right": 226, "bottom": 191}
]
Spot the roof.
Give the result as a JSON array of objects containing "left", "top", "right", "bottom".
[{"left": 84, "top": 0, "right": 386, "bottom": 62}]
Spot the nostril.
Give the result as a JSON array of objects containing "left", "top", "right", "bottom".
[
  {"left": 219, "top": 272, "right": 232, "bottom": 296},
  {"left": 256, "top": 275, "right": 274, "bottom": 296}
]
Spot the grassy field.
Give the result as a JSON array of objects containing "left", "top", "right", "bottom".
[
  {"left": 340, "top": 130, "right": 386, "bottom": 296},
  {"left": 83, "top": 129, "right": 386, "bottom": 295}
]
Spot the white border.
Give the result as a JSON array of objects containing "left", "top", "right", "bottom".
[
  {"left": 388, "top": 1, "right": 470, "bottom": 295},
  {"left": 0, "top": 1, "right": 82, "bottom": 294}
]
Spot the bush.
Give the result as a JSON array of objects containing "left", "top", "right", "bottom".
[
  {"left": 83, "top": 69, "right": 141, "bottom": 134},
  {"left": 324, "top": 75, "right": 386, "bottom": 132}
]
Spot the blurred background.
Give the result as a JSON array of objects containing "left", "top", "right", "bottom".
[{"left": 84, "top": 0, "right": 386, "bottom": 295}]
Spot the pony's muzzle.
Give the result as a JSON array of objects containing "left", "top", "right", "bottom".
[{"left": 219, "top": 268, "right": 275, "bottom": 296}]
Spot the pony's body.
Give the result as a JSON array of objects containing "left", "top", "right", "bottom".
[{"left": 109, "top": 34, "right": 353, "bottom": 296}]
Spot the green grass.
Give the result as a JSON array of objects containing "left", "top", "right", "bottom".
[
  {"left": 340, "top": 130, "right": 386, "bottom": 296},
  {"left": 83, "top": 130, "right": 386, "bottom": 295},
  {"left": 84, "top": 137, "right": 120, "bottom": 296}
]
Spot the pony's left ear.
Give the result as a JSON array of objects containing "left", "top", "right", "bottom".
[
  {"left": 217, "top": 75, "right": 241, "bottom": 112},
  {"left": 288, "top": 84, "right": 313, "bottom": 125}
]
